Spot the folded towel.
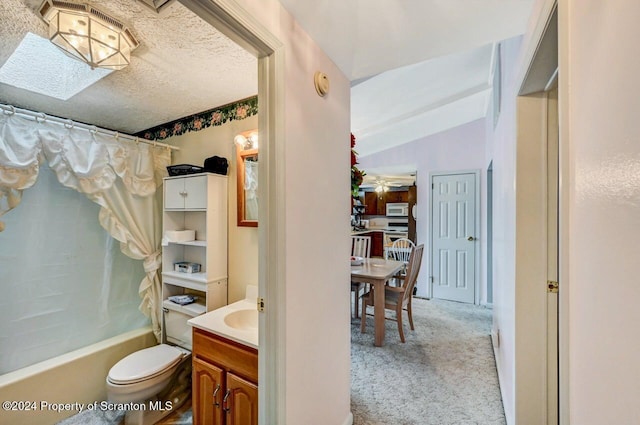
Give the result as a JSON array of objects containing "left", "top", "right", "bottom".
[{"left": 168, "top": 295, "right": 198, "bottom": 305}]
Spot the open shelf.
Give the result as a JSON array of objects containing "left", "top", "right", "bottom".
[
  {"left": 162, "top": 174, "right": 229, "bottom": 315},
  {"left": 167, "top": 240, "right": 207, "bottom": 247}
]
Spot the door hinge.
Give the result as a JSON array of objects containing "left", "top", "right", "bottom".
[
  {"left": 257, "top": 297, "right": 265, "bottom": 312},
  {"left": 430, "top": 276, "right": 434, "bottom": 283},
  {"left": 547, "top": 280, "right": 559, "bottom": 293}
]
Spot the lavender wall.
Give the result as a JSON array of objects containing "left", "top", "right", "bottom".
[{"left": 358, "top": 118, "right": 487, "bottom": 300}]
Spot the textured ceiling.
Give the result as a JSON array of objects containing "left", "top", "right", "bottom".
[
  {"left": 0, "top": 0, "right": 257, "bottom": 134},
  {"left": 0, "top": 0, "right": 533, "bottom": 164}
]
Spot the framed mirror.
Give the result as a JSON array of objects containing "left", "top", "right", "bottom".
[{"left": 236, "top": 139, "right": 258, "bottom": 227}]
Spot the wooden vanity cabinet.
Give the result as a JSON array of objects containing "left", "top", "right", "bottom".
[{"left": 192, "top": 328, "right": 258, "bottom": 425}]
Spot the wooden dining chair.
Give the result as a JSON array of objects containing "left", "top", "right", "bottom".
[
  {"left": 351, "top": 235, "right": 371, "bottom": 318},
  {"left": 360, "top": 244, "right": 424, "bottom": 342},
  {"left": 385, "top": 237, "right": 415, "bottom": 286},
  {"left": 351, "top": 235, "right": 371, "bottom": 258},
  {"left": 386, "top": 237, "right": 415, "bottom": 263}
]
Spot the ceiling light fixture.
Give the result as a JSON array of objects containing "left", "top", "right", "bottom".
[
  {"left": 375, "top": 182, "right": 389, "bottom": 193},
  {"left": 38, "top": 0, "right": 139, "bottom": 70}
]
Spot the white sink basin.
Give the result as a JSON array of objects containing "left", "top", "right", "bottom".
[{"left": 223, "top": 309, "right": 258, "bottom": 330}]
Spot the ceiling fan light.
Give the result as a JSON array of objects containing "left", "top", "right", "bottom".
[{"left": 38, "top": 0, "right": 139, "bottom": 71}]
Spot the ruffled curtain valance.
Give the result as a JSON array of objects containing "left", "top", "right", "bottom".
[{"left": 0, "top": 111, "right": 171, "bottom": 341}]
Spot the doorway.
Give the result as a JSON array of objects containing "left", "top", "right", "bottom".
[
  {"left": 512, "top": 5, "right": 559, "bottom": 422},
  {"left": 430, "top": 171, "right": 480, "bottom": 304},
  {"left": 178, "top": 1, "right": 285, "bottom": 423}
]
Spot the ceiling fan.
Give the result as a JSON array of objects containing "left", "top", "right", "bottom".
[{"left": 359, "top": 176, "right": 409, "bottom": 192}]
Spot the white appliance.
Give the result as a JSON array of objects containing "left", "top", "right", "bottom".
[
  {"left": 386, "top": 202, "right": 409, "bottom": 217},
  {"left": 383, "top": 218, "right": 409, "bottom": 257},
  {"left": 106, "top": 306, "right": 194, "bottom": 424}
]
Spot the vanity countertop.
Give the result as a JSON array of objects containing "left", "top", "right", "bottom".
[{"left": 188, "top": 298, "right": 258, "bottom": 349}]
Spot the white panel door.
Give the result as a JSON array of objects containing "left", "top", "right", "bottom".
[{"left": 431, "top": 173, "right": 476, "bottom": 303}]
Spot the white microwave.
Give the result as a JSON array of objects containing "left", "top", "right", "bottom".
[{"left": 386, "top": 202, "right": 409, "bottom": 217}]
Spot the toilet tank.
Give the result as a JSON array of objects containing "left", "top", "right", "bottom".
[{"left": 163, "top": 300, "right": 206, "bottom": 350}]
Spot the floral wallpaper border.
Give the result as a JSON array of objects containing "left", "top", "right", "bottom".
[{"left": 136, "top": 95, "right": 258, "bottom": 141}]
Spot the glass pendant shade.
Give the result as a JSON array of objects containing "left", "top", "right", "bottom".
[{"left": 39, "top": 1, "right": 138, "bottom": 70}]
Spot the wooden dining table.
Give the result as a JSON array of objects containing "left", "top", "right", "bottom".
[{"left": 351, "top": 257, "right": 405, "bottom": 347}]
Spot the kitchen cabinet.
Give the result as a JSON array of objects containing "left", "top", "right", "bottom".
[
  {"left": 376, "top": 194, "right": 386, "bottom": 215},
  {"left": 363, "top": 192, "right": 378, "bottom": 216},
  {"left": 408, "top": 185, "right": 417, "bottom": 242},
  {"left": 363, "top": 190, "right": 409, "bottom": 216},
  {"left": 162, "top": 174, "right": 228, "bottom": 347},
  {"left": 192, "top": 328, "right": 258, "bottom": 425},
  {"left": 385, "top": 190, "right": 409, "bottom": 203},
  {"left": 364, "top": 191, "right": 387, "bottom": 215},
  {"left": 361, "top": 231, "right": 384, "bottom": 257}
]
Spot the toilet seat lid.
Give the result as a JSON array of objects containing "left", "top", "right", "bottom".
[{"left": 108, "top": 344, "right": 183, "bottom": 384}]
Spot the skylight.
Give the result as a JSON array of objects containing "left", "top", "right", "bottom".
[{"left": 0, "top": 32, "right": 112, "bottom": 101}]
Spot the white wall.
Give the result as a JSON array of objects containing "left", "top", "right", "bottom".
[
  {"left": 166, "top": 114, "right": 259, "bottom": 303},
  {"left": 562, "top": 1, "right": 640, "bottom": 422},
  {"left": 358, "top": 118, "right": 487, "bottom": 301},
  {"left": 219, "top": 2, "right": 353, "bottom": 424},
  {"left": 485, "top": 35, "right": 522, "bottom": 424}
]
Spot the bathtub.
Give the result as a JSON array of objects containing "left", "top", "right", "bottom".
[{"left": 0, "top": 327, "right": 156, "bottom": 425}]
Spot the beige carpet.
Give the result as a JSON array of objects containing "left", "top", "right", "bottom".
[
  {"left": 351, "top": 298, "right": 505, "bottom": 425},
  {"left": 59, "top": 298, "right": 502, "bottom": 425}
]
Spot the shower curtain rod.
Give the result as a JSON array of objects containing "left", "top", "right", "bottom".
[{"left": 0, "top": 103, "right": 180, "bottom": 151}]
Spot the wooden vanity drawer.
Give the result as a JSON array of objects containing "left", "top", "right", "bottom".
[{"left": 193, "top": 328, "right": 258, "bottom": 382}]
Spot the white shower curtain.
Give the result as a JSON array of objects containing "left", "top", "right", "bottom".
[{"left": 0, "top": 111, "right": 171, "bottom": 341}]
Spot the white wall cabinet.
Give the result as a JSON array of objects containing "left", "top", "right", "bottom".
[
  {"left": 162, "top": 174, "right": 228, "bottom": 334},
  {"left": 165, "top": 174, "right": 210, "bottom": 210}
]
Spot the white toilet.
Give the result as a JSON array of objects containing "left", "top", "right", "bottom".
[{"left": 106, "top": 302, "right": 197, "bottom": 425}]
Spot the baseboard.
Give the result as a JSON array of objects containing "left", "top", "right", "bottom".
[
  {"left": 491, "top": 334, "right": 513, "bottom": 425},
  {"left": 343, "top": 412, "right": 354, "bottom": 425}
]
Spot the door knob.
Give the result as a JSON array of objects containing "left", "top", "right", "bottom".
[{"left": 467, "top": 236, "right": 474, "bottom": 241}]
